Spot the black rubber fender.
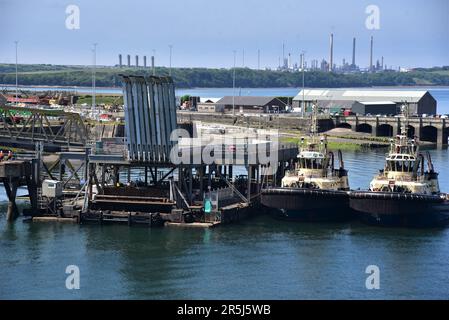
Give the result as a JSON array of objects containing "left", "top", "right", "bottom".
[
  {"left": 261, "top": 187, "right": 349, "bottom": 198},
  {"left": 349, "top": 191, "right": 444, "bottom": 203}
]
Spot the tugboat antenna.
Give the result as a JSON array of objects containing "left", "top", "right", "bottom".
[
  {"left": 401, "top": 101, "right": 409, "bottom": 137},
  {"left": 310, "top": 101, "right": 318, "bottom": 137}
]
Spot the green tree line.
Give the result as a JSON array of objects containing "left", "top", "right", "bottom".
[{"left": 1, "top": 64, "right": 449, "bottom": 88}]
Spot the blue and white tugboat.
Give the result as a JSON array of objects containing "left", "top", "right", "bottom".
[
  {"left": 261, "top": 104, "right": 351, "bottom": 222},
  {"left": 349, "top": 104, "right": 449, "bottom": 227}
]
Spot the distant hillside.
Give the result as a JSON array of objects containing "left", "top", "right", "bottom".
[{"left": 1, "top": 64, "right": 449, "bottom": 89}]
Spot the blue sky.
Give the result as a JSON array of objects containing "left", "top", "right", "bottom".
[{"left": 0, "top": 0, "right": 448, "bottom": 69}]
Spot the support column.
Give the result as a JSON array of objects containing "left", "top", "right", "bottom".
[
  {"left": 207, "top": 165, "right": 212, "bottom": 190},
  {"left": 113, "top": 165, "right": 119, "bottom": 186},
  {"left": 188, "top": 165, "right": 193, "bottom": 204},
  {"left": 273, "top": 163, "right": 277, "bottom": 187},
  {"left": 4, "top": 178, "right": 20, "bottom": 221},
  {"left": 437, "top": 127, "right": 444, "bottom": 149},
  {"left": 84, "top": 148, "right": 89, "bottom": 182},
  {"left": 101, "top": 165, "right": 105, "bottom": 190},
  {"left": 59, "top": 159, "right": 63, "bottom": 181},
  {"left": 247, "top": 165, "right": 252, "bottom": 203},
  {"left": 26, "top": 168, "right": 38, "bottom": 213},
  {"left": 374, "top": 118, "right": 380, "bottom": 137},
  {"left": 352, "top": 116, "right": 358, "bottom": 133},
  {"left": 88, "top": 164, "right": 94, "bottom": 202},
  {"left": 392, "top": 126, "right": 399, "bottom": 137},
  {"left": 256, "top": 165, "right": 261, "bottom": 193},
  {"left": 144, "top": 166, "right": 148, "bottom": 185},
  {"left": 199, "top": 166, "right": 204, "bottom": 200},
  {"left": 415, "top": 125, "right": 421, "bottom": 140}
]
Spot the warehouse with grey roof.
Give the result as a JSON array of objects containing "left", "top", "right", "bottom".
[
  {"left": 216, "top": 96, "right": 286, "bottom": 113},
  {"left": 292, "top": 89, "right": 437, "bottom": 115}
]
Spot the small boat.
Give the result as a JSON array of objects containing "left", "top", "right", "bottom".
[
  {"left": 349, "top": 103, "right": 449, "bottom": 227},
  {"left": 261, "top": 104, "right": 352, "bottom": 222}
]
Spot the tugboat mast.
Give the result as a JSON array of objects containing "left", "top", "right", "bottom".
[
  {"left": 310, "top": 101, "right": 318, "bottom": 137},
  {"left": 401, "top": 101, "right": 409, "bottom": 136},
  {"left": 303, "top": 101, "right": 327, "bottom": 153}
]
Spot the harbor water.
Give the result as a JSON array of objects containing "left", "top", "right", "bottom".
[{"left": 1, "top": 148, "right": 449, "bottom": 299}]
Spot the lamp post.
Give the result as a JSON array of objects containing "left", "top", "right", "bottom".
[
  {"left": 232, "top": 50, "right": 236, "bottom": 117},
  {"left": 14, "top": 41, "right": 18, "bottom": 106},
  {"left": 302, "top": 51, "right": 306, "bottom": 118},
  {"left": 92, "top": 43, "right": 97, "bottom": 119}
]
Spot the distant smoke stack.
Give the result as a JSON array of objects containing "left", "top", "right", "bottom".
[
  {"left": 135, "top": 55, "right": 139, "bottom": 67},
  {"left": 352, "top": 37, "right": 356, "bottom": 66},
  {"left": 127, "top": 54, "right": 131, "bottom": 67},
  {"left": 282, "top": 43, "right": 285, "bottom": 61},
  {"left": 370, "top": 36, "right": 373, "bottom": 72},
  {"left": 143, "top": 56, "right": 147, "bottom": 68},
  {"left": 118, "top": 54, "right": 122, "bottom": 67},
  {"left": 151, "top": 56, "right": 155, "bottom": 75},
  {"left": 329, "top": 33, "right": 334, "bottom": 72}
]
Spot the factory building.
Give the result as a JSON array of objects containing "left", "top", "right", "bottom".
[
  {"left": 352, "top": 101, "right": 397, "bottom": 116},
  {"left": 197, "top": 98, "right": 223, "bottom": 113},
  {"left": 216, "top": 96, "right": 287, "bottom": 114},
  {"left": 292, "top": 89, "right": 437, "bottom": 115}
]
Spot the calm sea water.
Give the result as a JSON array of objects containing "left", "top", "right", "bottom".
[{"left": 1, "top": 148, "right": 449, "bottom": 300}]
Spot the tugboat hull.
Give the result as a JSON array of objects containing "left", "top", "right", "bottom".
[
  {"left": 349, "top": 191, "right": 449, "bottom": 228},
  {"left": 261, "top": 188, "right": 352, "bottom": 222}
]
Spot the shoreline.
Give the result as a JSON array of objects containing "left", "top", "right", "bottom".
[{"left": 2, "top": 83, "right": 449, "bottom": 93}]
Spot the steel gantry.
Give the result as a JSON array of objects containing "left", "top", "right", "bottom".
[{"left": 0, "top": 105, "right": 88, "bottom": 150}]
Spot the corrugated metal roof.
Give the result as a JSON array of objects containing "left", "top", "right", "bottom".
[
  {"left": 357, "top": 101, "right": 396, "bottom": 105},
  {"left": 216, "top": 96, "right": 284, "bottom": 106},
  {"left": 293, "top": 89, "right": 431, "bottom": 103},
  {"left": 200, "top": 97, "right": 220, "bottom": 103}
]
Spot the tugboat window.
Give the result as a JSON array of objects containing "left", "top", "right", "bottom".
[{"left": 388, "top": 160, "right": 415, "bottom": 172}]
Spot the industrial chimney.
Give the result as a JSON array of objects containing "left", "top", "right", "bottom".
[
  {"left": 151, "top": 56, "right": 155, "bottom": 75},
  {"left": 143, "top": 56, "right": 147, "bottom": 68},
  {"left": 127, "top": 54, "right": 131, "bottom": 67},
  {"left": 352, "top": 37, "right": 356, "bottom": 66},
  {"left": 135, "top": 55, "right": 139, "bottom": 67},
  {"left": 118, "top": 54, "right": 122, "bottom": 68},
  {"left": 329, "top": 33, "right": 334, "bottom": 72},
  {"left": 370, "top": 36, "right": 373, "bottom": 72}
]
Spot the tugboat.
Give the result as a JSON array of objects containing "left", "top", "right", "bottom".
[
  {"left": 349, "top": 103, "right": 449, "bottom": 227},
  {"left": 260, "top": 104, "right": 351, "bottom": 222}
]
